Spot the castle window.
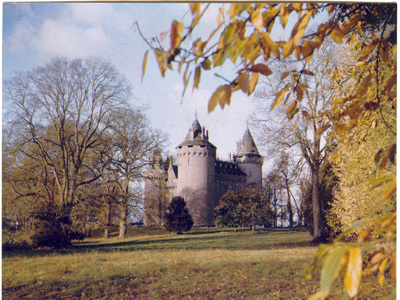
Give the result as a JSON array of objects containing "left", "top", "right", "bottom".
[{"left": 188, "top": 145, "right": 193, "bottom": 148}]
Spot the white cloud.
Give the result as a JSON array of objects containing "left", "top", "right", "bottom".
[
  {"left": 6, "top": 19, "right": 36, "bottom": 52},
  {"left": 31, "top": 19, "right": 114, "bottom": 59}
]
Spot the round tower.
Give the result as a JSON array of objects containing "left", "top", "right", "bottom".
[
  {"left": 176, "top": 117, "right": 216, "bottom": 226},
  {"left": 235, "top": 127, "right": 263, "bottom": 189}
]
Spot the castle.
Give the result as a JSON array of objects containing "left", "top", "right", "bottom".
[{"left": 144, "top": 117, "right": 263, "bottom": 226}]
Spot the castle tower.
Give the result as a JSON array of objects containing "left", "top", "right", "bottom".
[
  {"left": 176, "top": 117, "right": 216, "bottom": 226},
  {"left": 235, "top": 127, "right": 263, "bottom": 189},
  {"left": 144, "top": 149, "right": 169, "bottom": 226}
]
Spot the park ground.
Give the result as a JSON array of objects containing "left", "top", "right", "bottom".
[{"left": 3, "top": 227, "right": 393, "bottom": 299}]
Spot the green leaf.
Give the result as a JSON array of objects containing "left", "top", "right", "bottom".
[
  {"left": 344, "top": 247, "right": 362, "bottom": 298},
  {"left": 320, "top": 246, "right": 347, "bottom": 297}
]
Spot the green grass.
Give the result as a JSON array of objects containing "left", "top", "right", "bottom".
[{"left": 2, "top": 228, "right": 393, "bottom": 299}]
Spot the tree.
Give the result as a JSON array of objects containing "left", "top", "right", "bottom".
[
  {"left": 214, "top": 185, "right": 272, "bottom": 231},
  {"left": 141, "top": 3, "right": 396, "bottom": 298},
  {"left": 107, "top": 107, "right": 168, "bottom": 238},
  {"left": 302, "top": 159, "right": 339, "bottom": 240},
  {"left": 252, "top": 40, "right": 341, "bottom": 239},
  {"left": 263, "top": 174, "right": 282, "bottom": 228},
  {"left": 3, "top": 57, "right": 131, "bottom": 247},
  {"left": 164, "top": 196, "right": 193, "bottom": 234}
]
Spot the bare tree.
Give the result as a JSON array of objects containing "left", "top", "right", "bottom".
[
  {"left": 107, "top": 107, "right": 168, "bottom": 238},
  {"left": 4, "top": 57, "right": 131, "bottom": 244},
  {"left": 252, "top": 41, "right": 342, "bottom": 241}
]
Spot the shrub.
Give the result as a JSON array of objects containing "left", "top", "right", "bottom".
[
  {"left": 31, "top": 203, "right": 85, "bottom": 249},
  {"left": 164, "top": 197, "right": 193, "bottom": 234}
]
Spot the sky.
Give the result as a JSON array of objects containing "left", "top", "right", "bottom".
[
  {"left": 2, "top": 2, "right": 329, "bottom": 175},
  {"left": 3, "top": 3, "right": 261, "bottom": 163}
]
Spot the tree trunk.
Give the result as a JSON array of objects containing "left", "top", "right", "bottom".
[
  {"left": 312, "top": 165, "right": 322, "bottom": 241},
  {"left": 119, "top": 202, "right": 128, "bottom": 238},
  {"left": 104, "top": 200, "right": 111, "bottom": 238},
  {"left": 104, "top": 228, "right": 110, "bottom": 239},
  {"left": 286, "top": 186, "right": 293, "bottom": 228}
]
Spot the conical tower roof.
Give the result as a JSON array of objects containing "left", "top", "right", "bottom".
[
  {"left": 176, "top": 117, "right": 216, "bottom": 149},
  {"left": 237, "top": 127, "right": 260, "bottom": 155}
]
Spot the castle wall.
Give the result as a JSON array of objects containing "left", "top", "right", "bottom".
[{"left": 214, "top": 161, "right": 247, "bottom": 205}]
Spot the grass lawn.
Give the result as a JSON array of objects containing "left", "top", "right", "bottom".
[{"left": 2, "top": 228, "right": 393, "bottom": 299}]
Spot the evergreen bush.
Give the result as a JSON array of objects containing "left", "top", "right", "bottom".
[{"left": 164, "top": 197, "right": 193, "bottom": 234}]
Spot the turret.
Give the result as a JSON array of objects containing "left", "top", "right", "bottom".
[
  {"left": 235, "top": 127, "right": 263, "bottom": 189},
  {"left": 176, "top": 117, "right": 216, "bottom": 226}
]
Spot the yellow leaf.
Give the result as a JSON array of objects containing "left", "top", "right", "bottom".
[
  {"left": 378, "top": 258, "right": 389, "bottom": 285},
  {"left": 229, "top": 3, "right": 241, "bottom": 19},
  {"left": 383, "top": 74, "right": 396, "bottom": 96},
  {"left": 170, "top": 20, "right": 184, "bottom": 50},
  {"left": 295, "top": 85, "right": 304, "bottom": 101},
  {"left": 356, "top": 74, "right": 372, "bottom": 96},
  {"left": 183, "top": 63, "right": 191, "bottom": 86},
  {"left": 260, "top": 32, "right": 280, "bottom": 58},
  {"left": 382, "top": 177, "right": 396, "bottom": 201},
  {"left": 359, "top": 41, "right": 378, "bottom": 61},
  {"left": 193, "top": 66, "right": 201, "bottom": 92},
  {"left": 281, "top": 71, "right": 291, "bottom": 81},
  {"left": 271, "top": 85, "right": 290, "bottom": 111},
  {"left": 237, "top": 72, "right": 250, "bottom": 95},
  {"left": 320, "top": 246, "right": 347, "bottom": 298},
  {"left": 154, "top": 49, "right": 167, "bottom": 77},
  {"left": 379, "top": 46, "right": 389, "bottom": 62},
  {"left": 301, "top": 69, "right": 314, "bottom": 76},
  {"left": 251, "top": 8, "right": 264, "bottom": 30},
  {"left": 141, "top": 50, "right": 149, "bottom": 82},
  {"left": 189, "top": 3, "right": 200, "bottom": 15},
  {"left": 302, "top": 110, "right": 310, "bottom": 119},
  {"left": 292, "top": 11, "right": 312, "bottom": 45},
  {"left": 208, "top": 85, "right": 232, "bottom": 113},
  {"left": 279, "top": 4, "right": 288, "bottom": 28},
  {"left": 330, "top": 24, "right": 344, "bottom": 44},
  {"left": 341, "top": 14, "right": 363, "bottom": 34},
  {"left": 344, "top": 247, "right": 362, "bottom": 298},
  {"left": 390, "top": 254, "right": 396, "bottom": 281},
  {"left": 201, "top": 58, "right": 211, "bottom": 70},
  {"left": 290, "top": 3, "right": 303, "bottom": 11},
  {"left": 248, "top": 64, "right": 272, "bottom": 76},
  {"left": 328, "top": 4, "right": 336, "bottom": 14},
  {"left": 283, "top": 39, "right": 295, "bottom": 58},
  {"left": 218, "top": 7, "right": 225, "bottom": 25},
  {"left": 286, "top": 101, "right": 297, "bottom": 115},
  {"left": 249, "top": 72, "right": 259, "bottom": 94},
  {"left": 315, "top": 124, "right": 331, "bottom": 136}
]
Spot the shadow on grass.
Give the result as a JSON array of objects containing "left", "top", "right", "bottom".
[{"left": 3, "top": 228, "right": 315, "bottom": 259}]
